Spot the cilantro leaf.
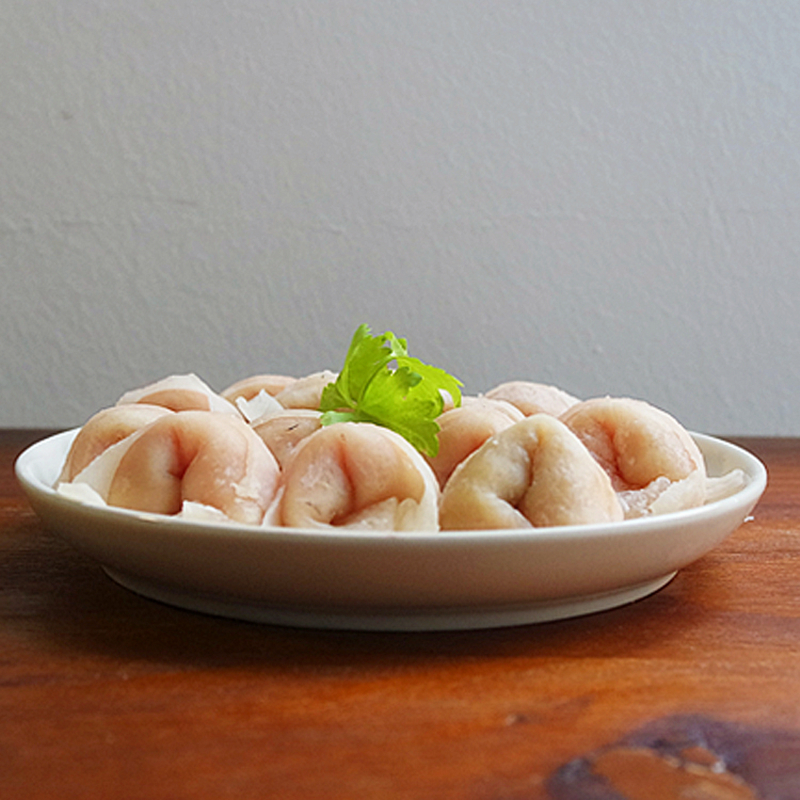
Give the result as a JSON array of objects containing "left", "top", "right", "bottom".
[{"left": 319, "top": 324, "right": 462, "bottom": 457}]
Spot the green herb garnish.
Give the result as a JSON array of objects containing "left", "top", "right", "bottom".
[{"left": 319, "top": 323, "right": 462, "bottom": 457}]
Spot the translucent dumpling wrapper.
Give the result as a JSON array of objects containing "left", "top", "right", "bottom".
[
  {"left": 439, "top": 414, "right": 624, "bottom": 530},
  {"left": 278, "top": 422, "right": 440, "bottom": 531},
  {"left": 235, "top": 390, "right": 284, "bottom": 423}
]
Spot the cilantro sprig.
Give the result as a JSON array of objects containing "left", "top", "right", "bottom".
[{"left": 319, "top": 324, "right": 462, "bottom": 457}]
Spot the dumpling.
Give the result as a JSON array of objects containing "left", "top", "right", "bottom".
[
  {"left": 116, "top": 374, "right": 239, "bottom": 416},
  {"left": 484, "top": 380, "right": 580, "bottom": 417},
  {"left": 439, "top": 414, "right": 623, "bottom": 530},
  {"left": 221, "top": 374, "right": 298, "bottom": 404},
  {"left": 426, "top": 398, "right": 524, "bottom": 489},
  {"left": 273, "top": 370, "right": 337, "bottom": 410},
  {"left": 63, "top": 411, "right": 281, "bottom": 525},
  {"left": 559, "top": 396, "right": 707, "bottom": 518},
  {"left": 278, "top": 422, "right": 440, "bottom": 531},
  {"left": 250, "top": 409, "right": 323, "bottom": 469},
  {"left": 59, "top": 403, "right": 174, "bottom": 483}
]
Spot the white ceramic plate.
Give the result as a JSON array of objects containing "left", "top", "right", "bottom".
[{"left": 16, "top": 429, "right": 767, "bottom": 631}]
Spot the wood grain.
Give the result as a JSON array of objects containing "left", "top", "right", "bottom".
[{"left": 2, "top": 432, "right": 799, "bottom": 800}]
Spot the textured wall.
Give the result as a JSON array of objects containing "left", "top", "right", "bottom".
[{"left": 3, "top": 2, "right": 799, "bottom": 433}]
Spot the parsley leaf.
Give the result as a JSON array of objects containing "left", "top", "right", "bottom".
[{"left": 319, "top": 324, "right": 462, "bottom": 457}]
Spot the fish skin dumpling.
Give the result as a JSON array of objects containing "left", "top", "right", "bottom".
[
  {"left": 484, "top": 381, "right": 579, "bottom": 417},
  {"left": 278, "top": 422, "right": 440, "bottom": 531},
  {"left": 559, "top": 396, "right": 707, "bottom": 518},
  {"left": 221, "top": 374, "right": 298, "bottom": 404},
  {"left": 68, "top": 411, "right": 281, "bottom": 525},
  {"left": 250, "top": 408, "right": 323, "bottom": 469},
  {"left": 426, "top": 398, "right": 524, "bottom": 489},
  {"left": 58, "top": 403, "right": 174, "bottom": 483},
  {"left": 439, "top": 414, "right": 623, "bottom": 530},
  {"left": 116, "top": 374, "right": 239, "bottom": 416},
  {"left": 274, "top": 370, "right": 338, "bottom": 410}
]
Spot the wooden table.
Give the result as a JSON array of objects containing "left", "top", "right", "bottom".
[{"left": 2, "top": 429, "right": 799, "bottom": 799}]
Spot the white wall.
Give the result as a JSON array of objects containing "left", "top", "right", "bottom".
[{"left": 3, "top": 2, "right": 799, "bottom": 434}]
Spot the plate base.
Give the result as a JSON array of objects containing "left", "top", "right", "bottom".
[{"left": 104, "top": 568, "right": 677, "bottom": 632}]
